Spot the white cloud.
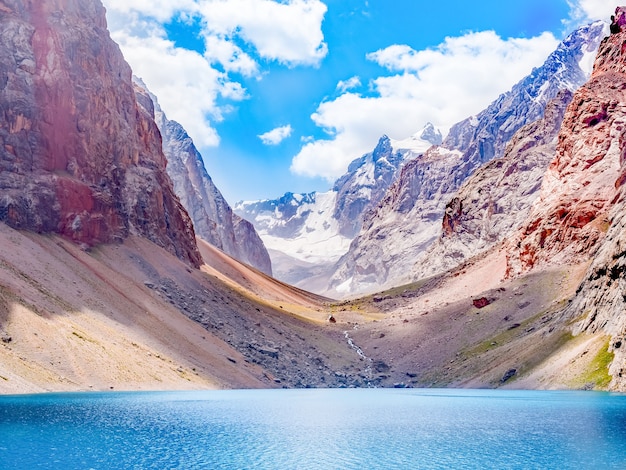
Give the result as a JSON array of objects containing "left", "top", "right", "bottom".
[
  {"left": 336, "top": 76, "right": 361, "bottom": 93},
  {"left": 111, "top": 30, "right": 238, "bottom": 147},
  {"left": 291, "top": 31, "right": 559, "bottom": 181},
  {"left": 203, "top": 35, "right": 258, "bottom": 76},
  {"left": 568, "top": 0, "right": 618, "bottom": 22},
  {"left": 196, "top": 0, "right": 328, "bottom": 67},
  {"left": 102, "top": 0, "right": 198, "bottom": 23},
  {"left": 259, "top": 125, "right": 293, "bottom": 145},
  {"left": 102, "top": 0, "right": 328, "bottom": 149}
]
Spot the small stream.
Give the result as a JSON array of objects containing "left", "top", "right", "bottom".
[{"left": 343, "top": 326, "right": 373, "bottom": 385}]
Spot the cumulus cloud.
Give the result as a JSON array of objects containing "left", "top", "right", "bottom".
[
  {"left": 102, "top": 0, "right": 328, "bottom": 148},
  {"left": 203, "top": 35, "right": 259, "bottom": 76},
  {"left": 258, "top": 125, "right": 293, "bottom": 145},
  {"left": 291, "top": 31, "right": 559, "bottom": 181},
  {"left": 111, "top": 29, "right": 241, "bottom": 147},
  {"left": 336, "top": 76, "right": 361, "bottom": 93},
  {"left": 196, "top": 0, "right": 328, "bottom": 67},
  {"left": 103, "top": 0, "right": 198, "bottom": 23},
  {"left": 568, "top": 0, "right": 617, "bottom": 22}
]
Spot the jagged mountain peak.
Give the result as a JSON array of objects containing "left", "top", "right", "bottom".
[
  {"left": 373, "top": 135, "right": 392, "bottom": 161},
  {"left": 419, "top": 122, "right": 443, "bottom": 146},
  {"left": 390, "top": 122, "right": 443, "bottom": 153}
]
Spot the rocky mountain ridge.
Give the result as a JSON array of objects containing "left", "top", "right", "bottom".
[
  {"left": 135, "top": 80, "right": 272, "bottom": 275},
  {"left": 328, "top": 21, "right": 606, "bottom": 296},
  {"left": 0, "top": 0, "right": 200, "bottom": 267}
]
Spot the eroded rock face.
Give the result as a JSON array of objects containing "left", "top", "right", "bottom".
[
  {"left": 135, "top": 81, "right": 272, "bottom": 275},
  {"left": 0, "top": 0, "right": 201, "bottom": 266},
  {"left": 553, "top": 7, "right": 626, "bottom": 390},
  {"left": 569, "top": 195, "right": 626, "bottom": 390},
  {"left": 506, "top": 26, "right": 626, "bottom": 276},
  {"left": 411, "top": 90, "right": 574, "bottom": 280}
]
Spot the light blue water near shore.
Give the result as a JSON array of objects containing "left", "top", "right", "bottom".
[{"left": 0, "top": 388, "right": 625, "bottom": 469}]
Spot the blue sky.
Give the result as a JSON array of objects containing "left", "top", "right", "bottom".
[{"left": 102, "top": 0, "right": 615, "bottom": 203}]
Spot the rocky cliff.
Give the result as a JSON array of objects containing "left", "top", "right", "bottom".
[
  {"left": 504, "top": 7, "right": 626, "bottom": 389},
  {"left": 135, "top": 80, "right": 272, "bottom": 275},
  {"left": 505, "top": 23, "right": 626, "bottom": 276},
  {"left": 411, "top": 89, "right": 574, "bottom": 280},
  {"left": 0, "top": 0, "right": 201, "bottom": 267},
  {"left": 329, "top": 21, "right": 605, "bottom": 295}
]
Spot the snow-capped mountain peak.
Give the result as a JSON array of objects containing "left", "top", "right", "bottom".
[{"left": 390, "top": 122, "right": 442, "bottom": 153}]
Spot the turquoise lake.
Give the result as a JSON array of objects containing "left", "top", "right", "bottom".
[{"left": 0, "top": 388, "right": 625, "bottom": 469}]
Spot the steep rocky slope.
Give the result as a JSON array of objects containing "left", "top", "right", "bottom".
[
  {"left": 0, "top": 0, "right": 200, "bottom": 267},
  {"left": 506, "top": 27, "right": 626, "bottom": 276},
  {"left": 411, "top": 90, "right": 574, "bottom": 280},
  {"left": 135, "top": 80, "right": 272, "bottom": 275},
  {"left": 329, "top": 22, "right": 606, "bottom": 296},
  {"left": 504, "top": 9, "right": 626, "bottom": 389},
  {"left": 0, "top": 225, "right": 267, "bottom": 393}
]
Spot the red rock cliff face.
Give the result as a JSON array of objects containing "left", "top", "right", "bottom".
[
  {"left": 506, "top": 21, "right": 626, "bottom": 277},
  {"left": 0, "top": 0, "right": 201, "bottom": 267},
  {"left": 564, "top": 8, "right": 626, "bottom": 391}
]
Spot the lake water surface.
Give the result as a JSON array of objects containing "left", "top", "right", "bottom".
[{"left": 1, "top": 388, "right": 625, "bottom": 469}]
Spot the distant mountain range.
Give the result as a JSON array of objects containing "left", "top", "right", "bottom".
[{"left": 234, "top": 123, "right": 442, "bottom": 288}]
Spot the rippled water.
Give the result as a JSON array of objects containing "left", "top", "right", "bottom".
[{"left": 1, "top": 389, "right": 625, "bottom": 469}]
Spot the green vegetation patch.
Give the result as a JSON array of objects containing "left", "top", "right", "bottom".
[
  {"left": 462, "top": 311, "right": 551, "bottom": 359},
  {"left": 71, "top": 330, "right": 98, "bottom": 344},
  {"left": 571, "top": 338, "right": 614, "bottom": 390}
]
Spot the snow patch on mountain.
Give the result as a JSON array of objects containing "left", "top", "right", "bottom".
[
  {"left": 236, "top": 123, "right": 441, "bottom": 290},
  {"left": 250, "top": 191, "right": 352, "bottom": 264},
  {"left": 391, "top": 122, "right": 443, "bottom": 153}
]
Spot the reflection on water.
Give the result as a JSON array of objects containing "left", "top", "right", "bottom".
[{"left": 0, "top": 389, "right": 625, "bottom": 469}]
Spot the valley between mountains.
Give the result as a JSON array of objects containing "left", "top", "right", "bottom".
[
  {"left": 0, "top": 0, "right": 625, "bottom": 393},
  {"left": 0, "top": 223, "right": 608, "bottom": 393}
]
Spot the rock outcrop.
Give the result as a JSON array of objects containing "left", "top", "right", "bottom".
[
  {"left": 411, "top": 90, "right": 574, "bottom": 280},
  {"left": 0, "top": 0, "right": 201, "bottom": 267},
  {"left": 505, "top": 7, "right": 626, "bottom": 389},
  {"left": 328, "top": 21, "right": 605, "bottom": 295},
  {"left": 135, "top": 80, "right": 272, "bottom": 275}
]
